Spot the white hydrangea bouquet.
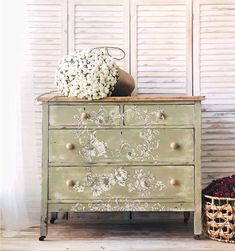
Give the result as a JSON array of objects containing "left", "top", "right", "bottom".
[{"left": 55, "top": 48, "right": 120, "bottom": 100}]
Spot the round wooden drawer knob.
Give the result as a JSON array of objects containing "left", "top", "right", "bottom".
[
  {"left": 65, "top": 143, "right": 74, "bottom": 150},
  {"left": 170, "top": 179, "right": 177, "bottom": 186},
  {"left": 170, "top": 142, "right": 179, "bottom": 150},
  {"left": 80, "top": 112, "right": 89, "bottom": 120},
  {"left": 156, "top": 111, "right": 165, "bottom": 120},
  {"left": 66, "top": 179, "right": 75, "bottom": 187}
]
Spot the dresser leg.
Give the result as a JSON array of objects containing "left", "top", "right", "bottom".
[
  {"left": 194, "top": 101, "right": 202, "bottom": 238},
  {"left": 50, "top": 212, "right": 58, "bottom": 224},
  {"left": 183, "top": 212, "right": 190, "bottom": 223},
  {"left": 39, "top": 236, "right": 46, "bottom": 241},
  {"left": 39, "top": 102, "right": 49, "bottom": 241},
  {"left": 63, "top": 212, "right": 69, "bottom": 220},
  {"left": 39, "top": 215, "right": 48, "bottom": 241},
  {"left": 193, "top": 211, "right": 202, "bottom": 237}
]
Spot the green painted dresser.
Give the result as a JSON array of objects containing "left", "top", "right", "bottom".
[{"left": 37, "top": 96, "right": 204, "bottom": 240}]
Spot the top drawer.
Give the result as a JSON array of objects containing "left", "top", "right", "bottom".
[
  {"left": 124, "top": 104, "right": 194, "bottom": 126},
  {"left": 49, "top": 105, "right": 121, "bottom": 127}
]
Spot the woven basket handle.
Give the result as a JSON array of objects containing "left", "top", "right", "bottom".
[
  {"left": 35, "top": 90, "right": 60, "bottom": 102},
  {"left": 90, "top": 46, "right": 126, "bottom": 61}
]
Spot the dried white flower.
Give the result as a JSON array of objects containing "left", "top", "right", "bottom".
[{"left": 55, "top": 49, "right": 119, "bottom": 100}]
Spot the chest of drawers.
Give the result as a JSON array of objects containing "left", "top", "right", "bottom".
[{"left": 38, "top": 96, "right": 204, "bottom": 240}]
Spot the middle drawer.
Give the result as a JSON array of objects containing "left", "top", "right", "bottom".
[{"left": 49, "top": 128, "right": 194, "bottom": 164}]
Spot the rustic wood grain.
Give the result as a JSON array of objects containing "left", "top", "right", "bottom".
[{"left": 36, "top": 95, "right": 205, "bottom": 102}]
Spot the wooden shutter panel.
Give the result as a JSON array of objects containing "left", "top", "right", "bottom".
[
  {"left": 131, "top": 0, "right": 192, "bottom": 95},
  {"left": 68, "top": 0, "right": 130, "bottom": 71},
  {"left": 194, "top": 0, "right": 235, "bottom": 186},
  {"left": 27, "top": 0, "right": 67, "bottom": 96},
  {"left": 26, "top": 0, "right": 67, "bottom": 193},
  {"left": 27, "top": 0, "right": 67, "bottom": 132}
]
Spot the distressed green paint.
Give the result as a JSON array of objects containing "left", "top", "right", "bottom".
[
  {"left": 40, "top": 99, "right": 203, "bottom": 238},
  {"left": 40, "top": 103, "right": 49, "bottom": 238},
  {"left": 49, "top": 129, "right": 194, "bottom": 164},
  {"left": 49, "top": 104, "right": 121, "bottom": 127},
  {"left": 194, "top": 102, "right": 202, "bottom": 235},
  {"left": 48, "top": 202, "right": 194, "bottom": 213},
  {"left": 124, "top": 104, "right": 194, "bottom": 126},
  {"left": 48, "top": 166, "right": 194, "bottom": 201}
]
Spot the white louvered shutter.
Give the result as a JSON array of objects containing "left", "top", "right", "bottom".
[
  {"left": 68, "top": 0, "right": 130, "bottom": 71},
  {"left": 131, "top": 0, "right": 192, "bottom": 95},
  {"left": 27, "top": 0, "right": 67, "bottom": 96},
  {"left": 26, "top": 0, "right": 67, "bottom": 213},
  {"left": 194, "top": 0, "right": 235, "bottom": 186},
  {"left": 27, "top": 0, "right": 67, "bottom": 140},
  {"left": 27, "top": 0, "right": 67, "bottom": 130}
]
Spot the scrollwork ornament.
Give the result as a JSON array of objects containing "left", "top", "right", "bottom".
[
  {"left": 74, "top": 128, "right": 160, "bottom": 162},
  {"left": 117, "top": 129, "right": 160, "bottom": 162},
  {"left": 124, "top": 105, "right": 165, "bottom": 125},
  {"left": 73, "top": 106, "right": 121, "bottom": 127},
  {"left": 128, "top": 169, "right": 166, "bottom": 197},
  {"left": 71, "top": 199, "right": 184, "bottom": 212},
  {"left": 75, "top": 130, "right": 108, "bottom": 161}
]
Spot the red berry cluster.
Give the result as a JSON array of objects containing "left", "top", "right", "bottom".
[{"left": 203, "top": 175, "right": 235, "bottom": 198}]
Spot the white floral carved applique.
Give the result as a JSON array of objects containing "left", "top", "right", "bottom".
[
  {"left": 72, "top": 167, "right": 166, "bottom": 198},
  {"left": 73, "top": 106, "right": 121, "bottom": 127},
  {"left": 74, "top": 128, "right": 160, "bottom": 162},
  {"left": 75, "top": 130, "right": 108, "bottom": 161},
  {"left": 73, "top": 167, "right": 128, "bottom": 197},
  {"left": 117, "top": 129, "right": 160, "bottom": 162},
  {"left": 128, "top": 169, "right": 166, "bottom": 197},
  {"left": 71, "top": 199, "right": 182, "bottom": 212},
  {"left": 124, "top": 105, "right": 165, "bottom": 125}
]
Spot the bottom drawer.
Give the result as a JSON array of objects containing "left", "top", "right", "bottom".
[{"left": 49, "top": 166, "right": 194, "bottom": 201}]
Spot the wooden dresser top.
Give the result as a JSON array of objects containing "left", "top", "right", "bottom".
[{"left": 37, "top": 95, "right": 205, "bottom": 102}]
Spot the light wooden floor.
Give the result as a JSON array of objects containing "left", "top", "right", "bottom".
[{"left": 1, "top": 216, "right": 234, "bottom": 251}]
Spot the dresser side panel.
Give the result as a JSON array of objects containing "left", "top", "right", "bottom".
[
  {"left": 40, "top": 102, "right": 49, "bottom": 237},
  {"left": 194, "top": 101, "right": 202, "bottom": 235}
]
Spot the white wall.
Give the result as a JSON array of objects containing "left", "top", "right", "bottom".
[{"left": 27, "top": 0, "right": 235, "bottom": 216}]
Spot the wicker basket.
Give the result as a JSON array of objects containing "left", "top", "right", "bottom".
[{"left": 203, "top": 194, "right": 235, "bottom": 243}]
